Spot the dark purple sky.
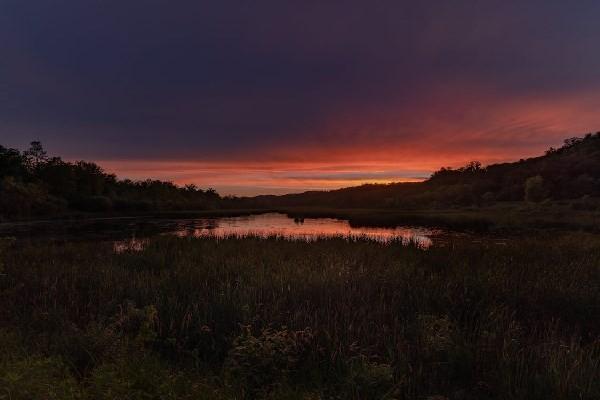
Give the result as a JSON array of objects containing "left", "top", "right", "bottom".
[{"left": 2, "top": 1, "right": 600, "bottom": 194}]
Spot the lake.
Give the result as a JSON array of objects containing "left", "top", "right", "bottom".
[
  {"left": 168, "top": 213, "right": 437, "bottom": 244},
  {"left": 0, "top": 212, "right": 440, "bottom": 249}
]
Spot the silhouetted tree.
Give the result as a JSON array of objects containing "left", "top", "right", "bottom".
[
  {"left": 524, "top": 175, "right": 547, "bottom": 203},
  {"left": 463, "top": 161, "right": 482, "bottom": 172},
  {"left": 0, "top": 141, "right": 222, "bottom": 219},
  {"left": 24, "top": 141, "right": 47, "bottom": 169}
]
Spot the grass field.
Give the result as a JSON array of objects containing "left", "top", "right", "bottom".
[{"left": 1, "top": 234, "right": 599, "bottom": 399}]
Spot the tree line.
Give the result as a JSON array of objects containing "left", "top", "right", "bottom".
[
  {"left": 0, "top": 142, "right": 220, "bottom": 219},
  {"left": 2, "top": 133, "right": 599, "bottom": 219},
  {"left": 236, "top": 132, "right": 600, "bottom": 210}
]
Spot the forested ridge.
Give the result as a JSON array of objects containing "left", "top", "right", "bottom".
[
  {"left": 2, "top": 132, "right": 600, "bottom": 220},
  {"left": 240, "top": 132, "right": 600, "bottom": 209},
  {"left": 0, "top": 142, "right": 220, "bottom": 219}
]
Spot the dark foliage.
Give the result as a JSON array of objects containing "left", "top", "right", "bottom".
[
  {"left": 0, "top": 142, "right": 220, "bottom": 219},
  {"left": 232, "top": 132, "right": 600, "bottom": 209},
  {"left": 3, "top": 133, "right": 600, "bottom": 220},
  {"left": 1, "top": 235, "right": 599, "bottom": 398}
]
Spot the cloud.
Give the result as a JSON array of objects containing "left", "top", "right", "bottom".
[{"left": 2, "top": 1, "right": 600, "bottom": 194}]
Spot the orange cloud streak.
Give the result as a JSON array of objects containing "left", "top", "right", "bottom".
[{"left": 93, "top": 86, "right": 600, "bottom": 196}]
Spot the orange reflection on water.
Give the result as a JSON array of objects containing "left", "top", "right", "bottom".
[{"left": 170, "top": 213, "right": 437, "bottom": 247}]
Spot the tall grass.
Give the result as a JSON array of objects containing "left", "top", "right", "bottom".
[{"left": 1, "top": 234, "right": 599, "bottom": 399}]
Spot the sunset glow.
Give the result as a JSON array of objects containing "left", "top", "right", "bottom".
[
  {"left": 2, "top": 1, "right": 600, "bottom": 195},
  {"left": 95, "top": 89, "right": 600, "bottom": 195}
]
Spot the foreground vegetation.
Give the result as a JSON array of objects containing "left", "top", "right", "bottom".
[{"left": 1, "top": 234, "right": 599, "bottom": 399}]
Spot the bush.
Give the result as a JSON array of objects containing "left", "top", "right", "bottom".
[
  {"left": 51, "top": 322, "right": 122, "bottom": 378},
  {"left": 0, "top": 356, "right": 81, "bottom": 400},
  {"left": 71, "top": 196, "right": 113, "bottom": 212},
  {"left": 571, "top": 195, "right": 598, "bottom": 211},
  {"left": 87, "top": 355, "right": 222, "bottom": 400},
  {"left": 113, "top": 198, "right": 154, "bottom": 212},
  {"left": 345, "top": 358, "right": 395, "bottom": 399},
  {"left": 225, "top": 327, "right": 318, "bottom": 397},
  {"left": 524, "top": 176, "right": 548, "bottom": 203}
]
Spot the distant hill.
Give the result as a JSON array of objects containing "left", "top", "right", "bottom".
[
  {"left": 233, "top": 132, "right": 600, "bottom": 209},
  {"left": 3, "top": 132, "right": 599, "bottom": 220}
]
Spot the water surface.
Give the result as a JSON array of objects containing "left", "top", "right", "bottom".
[
  {"left": 166, "top": 213, "right": 437, "bottom": 245},
  {"left": 1, "top": 212, "right": 440, "bottom": 250}
]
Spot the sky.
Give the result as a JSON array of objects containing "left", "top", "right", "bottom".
[{"left": 2, "top": 1, "right": 600, "bottom": 195}]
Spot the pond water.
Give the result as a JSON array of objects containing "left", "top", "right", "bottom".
[
  {"left": 166, "top": 213, "right": 437, "bottom": 245},
  {"left": 114, "top": 213, "right": 439, "bottom": 251},
  {"left": 1, "top": 213, "right": 441, "bottom": 249}
]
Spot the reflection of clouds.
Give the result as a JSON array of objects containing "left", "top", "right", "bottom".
[{"left": 169, "top": 213, "right": 437, "bottom": 248}]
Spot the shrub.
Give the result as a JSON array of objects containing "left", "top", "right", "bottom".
[
  {"left": 87, "top": 355, "right": 223, "bottom": 400},
  {"left": 225, "top": 327, "right": 318, "bottom": 397},
  {"left": 524, "top": 175, "right": 548, "bottom": 203},
  {"left": 345, "top": 358, "right": 395, "bottom": 399},
  {"left": 481, "top": 191, "right": 495, "bottom": 205},
  {"left": 51, "top": 322, "right": 122, "bottom": 378},
  {"left": 71, "top": 195, "right": 113, "bottom": 212},
  {"left": 571, "top": 195, "right": 598, "bottom": 211},
  {"left": 0, "top": 356, "right": 81, "bottom": 400}
]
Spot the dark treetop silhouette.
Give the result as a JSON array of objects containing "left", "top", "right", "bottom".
[
  {"left": 234, "top": 133, "right": 600, "bottom": 210},
  {"left": 0, "top": 141, "right": 219, "bottom": 219},
  {"left": 1, "top": 132, "right": 599, "bottom": 220}
]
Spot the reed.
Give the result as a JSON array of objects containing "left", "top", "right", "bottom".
[{"left": 1, "top": 234, "right": 599, "bottom": 399}]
